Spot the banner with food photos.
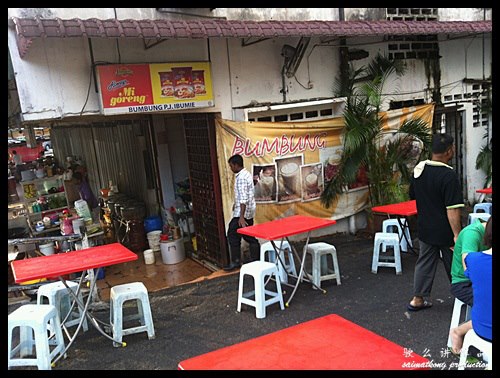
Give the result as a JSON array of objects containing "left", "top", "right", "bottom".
[
  {"left": 96, "top": 62, "right": 214, "bottom": 115},
  {"left": 215, "top": 103, "right": 434, "bottom": 225}
]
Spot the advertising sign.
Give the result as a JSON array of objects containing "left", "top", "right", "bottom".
[
  {"left": 96, "top": 62, "right": 214, "bottom": 115},
  {"left": 215, "top": 103, "right": 434, "bottom": 225}
]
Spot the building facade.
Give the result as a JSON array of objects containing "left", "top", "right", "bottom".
[{"left": 8, "top": 8, "right": 492, "bottom": 267}]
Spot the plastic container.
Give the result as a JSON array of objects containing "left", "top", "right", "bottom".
[
  {"left": 61, "top": 217, "right": 74, "bottom": 235},
  {"left": 144, "top": 215, "right": 162, "bottom": 234},
  {"left": 74, "top": 199, "right": 92, "bottom": 222},
  {"left": 21, "top": 169, "right": 35, "bottom": 182},
  {"left": 35, "top": 168, "right": 45, "bottom": 179},
  {"left": 39, "top": 242, "right": 55, "bottom": 256},
  {"left": 94, "top": 268, "right": 105, "bottom": 280},
  {"left": 160, "top": 238, "right": 185, "bottom": 265},
  {"left": 143, "top": 249, "right": 155, "bottom": 265},
  {"left": 72, "top": 218, "right": 85, "bottom": 235},
  {"left": 146, "top": 230, "right": 162, "bottom": 251}
]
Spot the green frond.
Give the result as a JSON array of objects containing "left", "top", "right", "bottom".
[{"left": 322, "top": 52, "right": 432, "bottom": 208}]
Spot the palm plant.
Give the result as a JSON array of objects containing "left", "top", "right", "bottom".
[
  {"left": 475, "top": 133, "right": 492, "bottom": 188},
  {"left": 321, "top": 53, "right": 432, "bottom": 208}
]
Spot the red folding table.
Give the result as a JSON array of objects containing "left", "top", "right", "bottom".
[
  {"left": 178, "top": 314, "right": 430, "bottom": 370},
  {"left": 371, "top": 200, "right": 418, "bottom": 255},
  {"left": 476, "top": 187, "right": 492, "bottom": 195},
  {"left": 11, "top": 242, "right": 138, "bottom": 364},
  {"left": 238, "top": 215, "right": 337, "bottom": 306}
]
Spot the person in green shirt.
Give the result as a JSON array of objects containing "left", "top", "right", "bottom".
[{"left": 449, "top": 218, "right": 488, "bottom": 306}]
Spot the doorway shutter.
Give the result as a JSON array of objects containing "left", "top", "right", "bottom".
[{"left": 183, "top": 113, "right": 228, "bottom": 267}]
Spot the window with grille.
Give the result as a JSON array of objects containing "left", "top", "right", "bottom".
[
  {"left": 387, "top": 35, "right": 439, "bottom": 60},
  {"left": 443, "top": 82, "right": 491, "bottom": 128},
  {"left": 234, "top": 98, "right": 345, "bottom": 123},
  {"left": 386, "top": 8, "right": 438, "bottom": 21}
]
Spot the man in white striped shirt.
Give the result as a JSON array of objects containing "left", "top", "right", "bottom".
[{"left": 223, "top": 154, "right": 260, "bottom": 271}]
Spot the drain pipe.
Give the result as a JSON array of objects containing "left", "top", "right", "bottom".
[
  {"left": 348, "top": 213, "right": 357, "bottom": 235},
  {"left": 338, "top": 8, "right": 350, "bottom": 95}
]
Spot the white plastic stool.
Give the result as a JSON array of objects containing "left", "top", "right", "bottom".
[
  {"left": 37, "top": 280, "right": 88, "bottom": 335},
  {"left": 260, "top": 240, "right": 297, "bottom": 284},
  {"left": 381, "top": 218, "right": 412, "bottom": 253},
  {"left": 304, "top": 242, "right": 341, "bottom": 289},
  {"left": 371, "top": 232, "right": 402, "bottom": 275},
  {"left": 237, "top": 261, "right": 285, "bottom": 319},
  {"left": 447, "top": 298, "right": 471, "bottom": 348},
  {"left": 473, "top": 203, "right": 492, "bottom": 215},
  {"left": 109, "top": 282, "right": 155, "bottom": 347},
  {"left": 468, "top": 212, "right": 491, "bottom": 225},
  {"left": 8, "top": 304, "right": 66, "bottom": 370},
  {"left": 458, "top": 328, "right": 492, "bottom": 370}
]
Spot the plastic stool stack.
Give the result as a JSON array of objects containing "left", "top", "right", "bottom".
[
  {"left": 304, "top": 242, "right": 341, "bottom": 289},
  {"left": 458, "top": 328, "right": 492, "bottom": 370},
  {"left": 447, "top": 298, "right": 471, "bottom": 348},
  {"left": 109, "top": 282, "right": 155, "bottom": 347},
  {"left": 381, "top": 218, "right": 412, "bottom": 253},
  {"left": 37, "top": 280, "right": 88, "bottom": 335},
  {"left": 8, "top": 304, "right": 66, "bottom": 370},
  {"left": 468, "top": 212, "right": 491, "bottom": 225},
  {"left": 472, "top": 202, "right": 492, "bottom": 215},
  {"left": 237, "top": 261, "right": 285, "bottom": 319},
  {"left": 371, "top": 232, "right": 402, "bottom": 275},
  {"left": 260, "top": 240, "right": 297, "bottom": 284}
]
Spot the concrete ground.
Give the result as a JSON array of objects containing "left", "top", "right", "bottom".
[{"left": 8, "top": 228, "right": 484, "bottom": 371}]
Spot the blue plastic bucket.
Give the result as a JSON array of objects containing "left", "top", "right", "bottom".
[
  {"left": 94, "top": 268, "right": 105, "bottom": 280},
  {"left": 144, "top": 215, "right": 163, "bottom": 233}
]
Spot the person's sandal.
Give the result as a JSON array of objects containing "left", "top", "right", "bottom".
[{"left": 407, "top": 300, "right": 433, "bottom": 311}]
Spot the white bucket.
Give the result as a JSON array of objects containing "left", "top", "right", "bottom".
[
  {"left": 160, "top": 238, "right": 185, "bottom": 265},
  {"left": 143, "top": 249, "right": 155, "bottom": 265},
  {"left": 39, "top": 242, "right": 55, "bottom": 256},
  {"left": 146, "top": 230, "right": 162, "bottom": 251}
]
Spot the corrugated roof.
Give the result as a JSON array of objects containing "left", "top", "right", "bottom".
[{"left": 10, "top": 17, "right": 491, "bottom": 58}]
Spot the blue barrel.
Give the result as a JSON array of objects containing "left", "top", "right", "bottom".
[
  {"left": 95, "top": 268, "right": 105, "bottom": 280},
  {"left": 144, "top": 215, "right": 163, "bottom": 233}
]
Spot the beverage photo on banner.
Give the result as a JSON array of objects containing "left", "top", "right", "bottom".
[{"left": 216, "top": 104, "right": 434, "bottom": 225}]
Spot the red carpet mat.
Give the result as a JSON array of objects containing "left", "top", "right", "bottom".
[{"left": 178, "top": 314, "right": 429, "bottom": 370}]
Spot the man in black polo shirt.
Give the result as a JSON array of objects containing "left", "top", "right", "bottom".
[{"left": 407, "top": 133, "right": 464, "bottom": 311}]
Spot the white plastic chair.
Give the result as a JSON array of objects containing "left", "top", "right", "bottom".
[
  {"left": 37, "top": 280, "right": 88, "bottom": 336},
  {"left": 447, "top": 298, "right": 471, "bottom": 348},
  {"left": 304, "top": 242, "right": 341, "bottom": 289},
  {"left": 237, "top": 261, "right": 284, "bottom": 319},
  {"left": 8, "top": 304, "right": 66, "bottom": 370},
  {"left": 468, "top": 212, "right": 491, "bottom": 225},
  {"left": 473, "top": 203, "right": 492, "bottom": 215},
  {"left": 371, "top": 232, "right": 402, "bottom": 275},
  {"left": 109, "top": 282, "right": 155, "bottom": 347},
  {"left": 260, "top": 240, "right": 297, "bottom": 284},
  {"left": 458, "top": 328, "right": 492, "bottom": 370},
  {"left": 381, "top": 218, "right": 412, "bottom": 253}
]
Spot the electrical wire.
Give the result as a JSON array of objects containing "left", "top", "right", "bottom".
[
  {"left": 114, "top": 8, "right": 121, "bottom": 63},
  {"left": 293, "top": 75, "right": 311, "bottom": 90},
  {"left": 303, "top": 32, "right": 490, "bottom": 95},
  {"left": 80, "top": 64, "right": 93, "bottom": 116}
]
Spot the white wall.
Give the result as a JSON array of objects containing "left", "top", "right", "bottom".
[
  {"left": 8, "top": 7, "right": 492, "bottom": 208},
  {"left": 8, "top": 7, "right": 339, "bottom": 21},
  {"left": 461, "top": 103, "right": 488, "bottom": 202},
  {"left": 8, "top": 32, "right": 226, "bottom": 121},
  {"left": 438, "top": 8, "right": 491, "bottom": 21},
  {"left": 214, "top": 8, "right": 339, "bottom": 21},
  {"left": 8, "top": 7, "right": 492, "bottom": 23}
]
